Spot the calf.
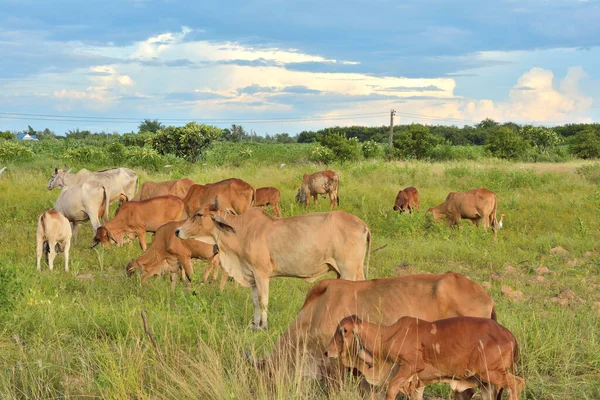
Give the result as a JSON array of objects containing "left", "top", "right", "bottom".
[
  {"left": 36, "top": 210, "right": 72, "bottom": 272},
  {"left": 393, "top": 187, "right": 419, "bottom": 214},
  {"left": 326, "top": 316, "right": 524, "bottom": 400},
  {"left": 92, "top": 195, "right": 185, "bottom": 250},
  {"left": 126, "top": 220, "right": 226, "bottom": 291},
  {"left": 254, "top": 187, "right": 282, "bottom": 217},
  {"left": 296, "top": 170, "right": 340, "bottom": 209},
  {"left": 183, "top": 178, "right": 255, "bottom": 217}
]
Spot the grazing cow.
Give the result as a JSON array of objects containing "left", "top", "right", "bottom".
[
  {"left": 326, "top": 316, "right": 524, "bottom": 400},
  {"left": 247, "top": 272, "right": 496, "bottom": 400},
  {"left": 92, "top": 196, "right": 186, "bottom": 250},
  {"left": 393, "top": 187, "right": 419, "bottom": 214},
  {"left": 36, "top": 210, "right": 72, "bottom": 272},
  {"left": 426, "top": 188, "right": 502, "bottom": 232},
  {"left": 47, "top": 167, "right": 138, "bottom": 216},
  {"left": 126, "top": 220, "right": 224, "bottom": 290},
  {"left": 54, "top": 180, "right": 115, "bottom": 240},
  {"left": 183, "top": 178, "right": 255, "bottom": 217},
  {"left": 254, "top": 187, "right": 282, "bottom": 217},
  {"left": 296, "top": 170, "right": 340, "bottom": 209},
  {"left": 131, "top": 178, "right": 195, "bottom": 201},
  {"left": 175, "top": 200, "right": 371, "bottom": 330}
]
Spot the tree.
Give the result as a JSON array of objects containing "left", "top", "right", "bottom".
[
  {"left": 484, "top": 126, "right": 530, "bottom": 159},
  {"left": 138, "top": 119, "right": 164, "bottom": 133},
  {"left": 151, "top": 122, "right": 222, "bottom": 162},
  {"left": 297, "top": 130, "right": 317, "bottom": 143},
  {"left": 477, "top": 118, "right": 499, "bottom": 130},
  {"left": 316, "top": 133, "right": 362, "bottom": 162},
  {"left": 521, "top": 125, "right": 563, "bottom": 155},
  {"left": 274, "top": 133, "right": 295, "bottom": 143},
  {"left": 570, "top": 127, "right": 600, "bottom": 159},
  {"left": 392, "top": 124, "right": 440, "bottom": 159}
]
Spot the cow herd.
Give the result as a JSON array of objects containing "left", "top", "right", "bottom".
[{"left": 34, "top": 166, "right": 521, "bottom": 399}]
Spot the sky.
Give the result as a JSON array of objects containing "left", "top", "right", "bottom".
[{"left": 1, "top": 0, "right": 600, "bottom": 136}]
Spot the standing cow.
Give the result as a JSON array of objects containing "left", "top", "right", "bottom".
[
  {"left": 175, "top": 199, "right": 370, "bottom": 330},
  {"left": 36, "top": 210, "right": 72, "bottom": 272},
  {"left": 426, "top": 188, "right": 502, "bottom": 233},
  {"left": 131, "top": 178, "right": 195, "bottom": 201},
  {"left": 393, "top": 187, "right": 419, "bottom": 214},
  {"left": 296, "top": 170, "right": 340, "bottom": 209},
  {"left": 254, "top": 187, "right": 282, "bottom": 217},
  {"left": 183, "top": 178, "right": 255, "bottom": 217}
]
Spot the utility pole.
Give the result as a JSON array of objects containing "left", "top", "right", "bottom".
[{"left": 388, "top": 109, "right": 396, "bottom": 152}]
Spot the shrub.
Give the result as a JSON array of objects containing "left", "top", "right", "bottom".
[
  {"left": 121, "top": 131, "right": 155, "bottom": 147},
  {"left": 308, "top": 144, "right": 336, "bottom": 164},
  {"left": 316, "top": 133, "right": 362, "bottom": 162},
  {"left": 151, "top": 122, "right": 222, "bottom": 162},
  {"left": 0, "top": 140, "right": 34, "bottom": 162},
  {"left": 576, "top": 163, "right": 600, "bottom": 184},
  {"left": 106, "top": 142, "right": 126, "bottom": 164},
  {"left": 64, "top": 146, "right": 106, "bottom": 164},
  {"left": 570, "top": 127, "right": 600, "bottom": 159},
  {"left": 0, "top": 131, "right": 15, "bottom": 140},
  {"left": 521, "top": 125, "right": 563, "bottom": 155},
  {"left": 392, "top": 124, "right": 441, "bottom": 160},
  {"left": 124, "top": 147, "right": 165, "bottom": 171},
  {"left": 428, "top": 144, "right": 486, "bottom": 161},
  {"left": 361, "top": 140, "right": 382, "bottom": 159},
  {"left": 484, "top": 126, "right": 530, "bottom": 159}
]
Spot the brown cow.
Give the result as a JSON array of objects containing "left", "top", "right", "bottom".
[
  {"left": 175, "top": 200, "right": 370, "bottom": 330},
  {"left": 131, "top": 178, "right": 195, "bottom": 201},
  {"left": 183, "top": 178, "right": 255, "bottom": 217},
  {"left": 92, "top": 195, "right": 186, "bottom": 250},
  {"left": 426, "top": 188, "right": 502, "bottom": 232},
  {"left": 126, "top": 220, "right": 225, "bottom": 291},
  {"left": 326, "top": 316, "right": 524, "bottom": 400},
  {"left": 254, "top": 187, "right": 282, "bottom": 217},
  {"left": 393, "top": 187, "right": 419, "bottom": 214},
  {"left": 246, "top": 272, "right": 496, "bottom": 400},
  {"left": 296, "top": 170, "right": 340, "bottom": 209},
  {"left": 36, "top": 210, "right": 72, "bottom": 272}
]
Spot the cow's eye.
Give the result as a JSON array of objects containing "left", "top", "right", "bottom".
[{"left": 195, "top": 213, "right": 202, "bottom": 217}]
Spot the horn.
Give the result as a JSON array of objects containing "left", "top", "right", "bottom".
[{"left": 54, "top": 167, "right": 58, "bottom": 174}]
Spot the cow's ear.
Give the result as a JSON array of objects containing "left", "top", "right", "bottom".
[
  {"left": 213, "top": 215, "right": 236, "bottom": 234},
  {"left": 209, "top": 196, "right": 219, "bottom": 212},
  {"left": 54, "top": 167, "right": 58, "bottom": 174}
]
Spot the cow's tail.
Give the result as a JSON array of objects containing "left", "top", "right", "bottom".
[
  {"left": 491, "top": 305, "right": 498, "bottom": 321},
  {"left": 100, "top": 186, "right": 110, "bottom": 221},
  {"left": 335, "top": 172, "right": 340, "bottom": 206},
  {"left": 490, "top": 195, "right": 499, "bottom": 233},
  {"left": 364, "top": 228, "right": 371, "bottom": 280},
  {"left": 250, "top": 187, "right": 256, "bottom": 208}
]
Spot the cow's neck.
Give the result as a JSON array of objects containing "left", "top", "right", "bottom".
[{"left": 355, "top": 321, "right": 403, "bottom": 363}]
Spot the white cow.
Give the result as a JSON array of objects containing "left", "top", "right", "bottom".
[
  {"left": 47, "top": 167, "right": 138, "bottom": 215},
  {"left": 36, "top": 210, "right": 72, "bottom": 272}
]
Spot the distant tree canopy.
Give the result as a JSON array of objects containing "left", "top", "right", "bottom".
[{"left": 138, "top": 119, "right": 164, "bottom": 133}]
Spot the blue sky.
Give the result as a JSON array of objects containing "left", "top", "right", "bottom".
[{"left": 1, "top": 0, "right": 599, "bottom": 135}]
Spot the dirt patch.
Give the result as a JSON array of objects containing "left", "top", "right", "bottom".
[
  {"left": 501, "top": 285, "right": 524, "bottom": 303},
  {"left": 551, "top": 289, "right": 579, "bottom": 307},
  {"left": 536, "top": 266, "right": 551, "bottom": 275},
  {"left": 550, "top": 246, "right": 569, "bottom": 256},
  {"left": 481, "top": 281, "right": 492, "bottom": 290}
]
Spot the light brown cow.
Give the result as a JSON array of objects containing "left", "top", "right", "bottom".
[
  {"left": 393, "top": 187, "right": 419, "bottom": 214},
  {"left": 426, "top": 188, "right": 502, "bottom": 232},
  {"left": 296, "top": 170, "right": 340, "bottom": 209},
  {"left": 92, "top": 195, "right": 186, "bottom": 250},
  {"left": 254, "top": 187, "right": 282, "bottom": 217},
  {"left": 183, "top": 178, "right": 255, "bottom": 217},
  {"left": 36, "top": 210, "right": 72, "bottom": 272},
  {"left": 131, "top": 178, "right": 195, "bottom": 201},
  {"left": 175, "top": 200, "right": 371, "bottom": 330},
  {"left": 247, "top": 272, "right": 496, "bottom": 400},
  {"left": 326, "top": 316, "right": 524, "bottom": 400},
  {"left": 126, "top": 220, "right": 225, "bottom": 291}
]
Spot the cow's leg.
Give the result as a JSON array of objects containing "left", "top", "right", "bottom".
[
  {"left": 137, "top": 230, "right": 147, "bottom": 250},
  {"left": 385, "top": 367, "right": 413, "bottom": 400},
  {"left": 251, "top": 283, "right": 261, "bottom": 329},
  {"left": 313, "top": 194, "right": 318, "bottom": 207},
  {"left": 256, "top": 274, "right": 270, "bottom": 329},
  {"left": 273, "top": 204, "right": 282, "bottom": 217},
  {"left": 179, "top": 257, "right": 194, "bottom": 283},
  {"left": 453, "top": 388, "right": 476, "bottom": 400},
  {"left": 201, "top": 260, "right": 214, "bottom": 284},
  {"left": 47, "top": 240, "right": 57, "bottom": 271},
  {"left": 170, "top": 271, "right": 178, "bottom": 291},
  {"left": 218, "top": 265, "right": 229, "bottom": 292},
  {"left": 36, "top": 232, "right": 44, "bottom": 272},
  {"left": 71, "top": 222, "right": 79, "bottom": 243},
  {"left": 63, "top": 240, "right": 71, "bottom": 272},
  {"left": 329, "top": 192, "right": 336, "bottom": 209}
]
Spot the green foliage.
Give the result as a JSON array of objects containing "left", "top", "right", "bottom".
[
  {"left": 521, "top": 125, "right": 563, "bottom": 155},
  {"left": 138, "top": 119, "right": 164, "bottom": 133},
  {"left": 0, "top": 131, "right": 15, "bottom": 140},
  {"left": 570, "top": 127, "right": 600, "bottom": 159},
  {"left": 485, "top": 126, "right": 530, "bottom": 159},
  {"left": 64, "top": 146, "right": 107, "bottom": 164},
  {"left": 106, "top": 142, "right": 126, "bottom": 164},
  {"left": 0, "top": 140, "right": 34, "bottom": 162},
  {"left": 121, "top": 131, "right": 155, "bottom": 147},
  {"left": 151, "top": 122, "right": 222, "bottom": 162},
  {"left": 308, "top": 144, "right": 336, "bottom": 164},
  {"left": 297, "top": 130, "right": 317, "bottom": 143},
  {"left": 316, "top": 133, "right": 362, "bottom": 162},
  {"left": 392, "top": 124, "right": 441, "bottom": 160},
  {"left": 428, "top": 144, "right": 487, "bottom": 161},
  {"left": 361, "top": 140, "right": 382, "bottom": 159},
  {"left": 124, "top": 147, "right": 165, "bottom": 170}
]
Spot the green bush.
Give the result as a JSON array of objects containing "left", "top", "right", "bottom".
[
  {"left": 484, "top": 126, "right": 530, "bottom": 159},
  {"left": 0, "top": 140, "right": 35, "bottom": 162},
  {"left": 392, "top": 124, "right": 440, "bottom": 160},
  {"left": 316, "top": 133, "right": 362, "bottom": 162},
  {"left": 124, "top": 147, "right": 166, "bottom": 171},
  {"left": 576, "top": 163, "right": 600, "bottom": 184},
  {"left": 428, "top": 144, "right": 487, "bottom": 161},
  {"left": 361, "top": 140, "right": 382, "bottom": 159},
  {"left": 0, "top": 131, "right": 15, "bottom": 140},
  {"left": 570, "top": 127, "right": 600, "bottom": 159},
  {"left": 106, "top": 142, "right": 126, "bottom": 164},
  {"left": 152, "top": 122, "right": 222, "bottom": 162},
  {"left": 64, "top": 146, "right": 106, "bottom": 164},
  {"left": 121, "top": 131, "right": 155, "bottom": 147},
  {"left": 308, "top": 144, "right": 336, "bottom": 164},
  {"left": 521, "top": 125, "right": 563, "bottom": 155}
]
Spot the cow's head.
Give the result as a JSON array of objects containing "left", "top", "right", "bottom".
[
  {"left": 325, "top": 315, "right": 374, "bottom": 368},
  {"left": 47, "top": 167, "right": 65, "bottom": 190},
  {"left": 91, "top": 226, "right": 120, "bottom": 248},
  {"left": 394, "top": 201, "right": 409, "bottom": 213},
  {"left": 295, "top": 187, "right": 307, "bottom": 204},
  {"left": 126, "top": 259, "right": 141, "bottom": 276},
  {"left": 176, "top": 197, "right": 236, "bottom": 241},
  {"left": 425, "top": 208, "right": 443, "bottom": 222}
]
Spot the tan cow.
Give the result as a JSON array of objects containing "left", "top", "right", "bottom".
[
  {"left": 175, "top": 200, "right": 371, "bottom": 330},
  {"left": 247, "top": 272, "right": 496, "bottom": 400},
  {"left": 254, "top": 187, "right": 282, "bottom": 217},
  {"left": 126, "top": 220, "right": 224, "bottom": 291},
  {"left": 183, "top": 178, "right": 255, "bottom": 217},
  {"left": 36, "top": 210, "right": 72, "bottom": 272},
  {"left": 426, "top": 188, "right": 502, "bottom": 232},
  {"left": 92, "top": 195, "right": 186, "bottom": 250},
  {"left": 296, "top": 170, "right": 340, "bottom": 209},
  {"left": 393, "top": 186, "right": 419, "bottom": 214},
  {"left": 326, "top": 316, "right": 524, "bottom": 400},
  {"left": 131, "top": 178, "right": 195, "bottom": 201}
]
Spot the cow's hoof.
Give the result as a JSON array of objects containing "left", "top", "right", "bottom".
[{"left": 251, "top": 323, "right": 267, "bottom": 331}]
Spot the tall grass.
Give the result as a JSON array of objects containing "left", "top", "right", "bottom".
[{"left": 1, "top": 159, "right": 599, "bottom": 398}]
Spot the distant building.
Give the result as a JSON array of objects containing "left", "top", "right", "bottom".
[{"left": 17, "top": 133, "right": 38, "bottom": 141}]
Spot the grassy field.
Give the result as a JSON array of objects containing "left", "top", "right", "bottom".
[{"left": 1, "top": 159, "right": 599, "bottom": 399}]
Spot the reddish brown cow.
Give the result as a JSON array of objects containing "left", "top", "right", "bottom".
[
  {"left": 254, "top": 187, "right": 282, "bottom": 217},
  {"left": 393, "top": 187, "right": 419, "bottom": 214},
  {"left": 326, "top": 316, "right": 524, "bottom": 400},
  {"left": 126, "top": 220, "right": 225, "bottom": 290},
  {"left": 426, "top": 188, "right": 502, "bottom": 233},
  {"left": 183, "top": 178, "right": 255, "bottom": 216},
  {"left": 296, "top": 170, "right": 340, "bottom": 209},
  {"left": 131, "top": 178, "right": 195, "bottom": 201},
  {"left": 92, "top": 195, "right": 185, "bottom": 250}
]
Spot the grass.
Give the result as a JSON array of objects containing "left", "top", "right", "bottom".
[{"left": 1, "top": 158, "right": 599, "bottom": 399}]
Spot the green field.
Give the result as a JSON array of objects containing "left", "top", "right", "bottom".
[{"left": 1, "top": 159, "right": 600, "bottom": 399}]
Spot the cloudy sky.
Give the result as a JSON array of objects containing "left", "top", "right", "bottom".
[{"left": 1, "top": 0, "right": 599, "bottom": 135}]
